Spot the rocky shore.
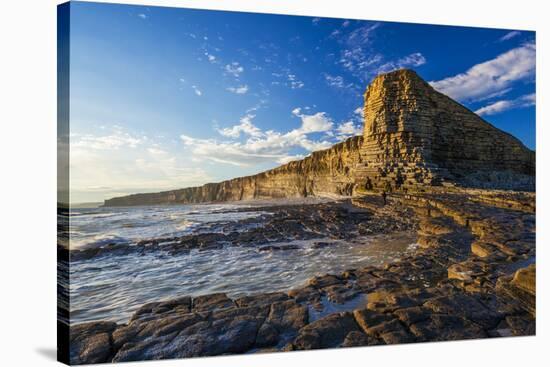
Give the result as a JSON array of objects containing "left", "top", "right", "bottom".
[
  {"left": 67, "top": 198, "right": 416, "bottom": 261},
  {"left": 68, "top": 189, "right": 535, "bottom": 364}
]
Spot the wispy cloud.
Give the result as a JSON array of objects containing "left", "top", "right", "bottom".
[
  {"left": 345, "top": 23, "right": 380, "bottom": 46},
  {"left": 71, "top": 127, "right": 143, "bottom": 150},
  {"left": 354, "top": 107, "right": 364, "bottom": 119},
  {"left": 70, "top": 126, "right": 211, "bottom": 201},
  {"left": 204, "top": 52, "right": 217, "bottom": 63},
  {"left": 180, "top": 109, "right": 337, "bottom": 167},
  {"left": 499, "top": 31, "right": 521, "bottom": 42},
  {"left": 375, "top": 53, "right": 426, "bottom": 74},
  {"left": 225, "top": 62, "right": 244, "bottom": 77},
  {"left": 430, "top": 42, "right": 535, "bottom": 102},
  {"left": 324, "top": 74, "right": 345, "bottom": 88},
  {"left": 287, "top": 73, "right": 304, "bottom": 89},
  {"left": 137, "top": 13, "right": 147, "bottom": 20},
  {"left": 475, "top": 93, "right": 535, "bottom": 116},
  {"left": 192, "top": 85, "right": 202, "bottom": 96},
  {"left": 333, "top": 23, "right": 425, "bottom": 83},
  {"left": 226, "top": 85, "right": 249, "bottom": 94}
]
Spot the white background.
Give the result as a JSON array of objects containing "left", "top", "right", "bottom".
[{"left": 0, "top": 0, "right": 546, "bottom": 366}]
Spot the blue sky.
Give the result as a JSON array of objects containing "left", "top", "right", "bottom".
[{"left": 67, "top": 1, "right": 536, "bottom": 203}]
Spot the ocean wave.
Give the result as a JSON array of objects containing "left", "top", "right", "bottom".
[{"left": 71, "top": 234, "right": 129, "bottom": 250}]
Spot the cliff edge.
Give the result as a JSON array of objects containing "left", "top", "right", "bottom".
[{"left": 104, "top": 69, "right": 535, "bottom": 207}]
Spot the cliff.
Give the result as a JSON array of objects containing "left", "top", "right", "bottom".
[
  {"left": 104, "top": 69, "right": 535, "bottom": 207},
  {"left": 104, "top": 135, "right": 363, "bottom": 206},
  {"left": 354, "top": 69, "right": 535, "bottom": 191}
]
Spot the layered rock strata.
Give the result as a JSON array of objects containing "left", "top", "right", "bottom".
[
  {"left": 354, "top": 69, "right": 535, "bottom": 192},
  {"left": 104, "top": 136, "right": 363, "bottom": 206},
  {"left": 104, "top": 69, "right": 534, "bottom": 206}
]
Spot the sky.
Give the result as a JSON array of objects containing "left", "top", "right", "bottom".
[{"left": 66, "top": 1, "right": 536, "bottom": 203}]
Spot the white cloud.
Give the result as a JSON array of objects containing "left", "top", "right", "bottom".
[
  {"left": 70, "top": 126, "right": 211, "bottom": 202},
  {"left": 339, "top": 48, "right": 382, "bottom": 76},
  {"left": 336, "top": 121, "right": 363, "bottom": 140},
  {"left": 205, "top": 52, "right": 217, "bottom": 63},
  {"left": 324, "top": 74, "right": 345, "bottom": 88},
  {"left": 430, "top": 42, "right": 535, "bottom": 102},
  {"left": 475, "top": 93, "right": 535, "bottom": 116},
  {"left": 137, "top": 13, "right": 147, "bottom": 19},
  {"left": 500, "top": 31, "right": 521, "bottom": 42},
  {"left": 147, "top": 147, "right": 167, "bottom": 155},
  {"left": 375, "top": 52, "right": 426, "bottom": 74},
  {"left": 292, "top": 109, "right": 333, "bottom": 133},
  {"left": 346, "top": 23, "right": 380, "bottom": 46},
  {"left": 287, "top": 74, "right": 304, "bottom": 89},
  {"left": 225, "top": 62, "right": 244, "bottom": 77},
  {"left": 475, "top": 100, "right": 513, "bottom": 116},
  {"left": 71, "top": 128, "right": 143, "bottom": 150},
  {"left": 192, "top": 85, "right": 202, "bottom": 96},
  {"left": 217, "top": 114, "right": 262, "bottom": 138},
  {"left": 180, "top": 109, "right": 336, "bottom": 167},
  {"left": 312, "top": 17, "right": 321, "bottom": 25},
  {"left": 226, "top": 85, "right": 249, "bottom": 94},
  {"left": 354, "top": 107, "right": 364, "bottom": 119}
]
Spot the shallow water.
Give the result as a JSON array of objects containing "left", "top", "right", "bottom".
[
  {"left": 68, "top": 203, "right": 267, "bottom": 250},
  {"left": 68, "top": 202, "right": 417, "bottom": 324},
  {"left": 70, "top": 233, "right": 417, "bottom": 324}
]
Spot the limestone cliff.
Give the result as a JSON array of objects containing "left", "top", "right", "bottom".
[
  {"left": 104, "top": 136, "right": 363, "bottom": 206},
  {"left": 104, "top": 69, "right": 535, "bottom": 207},
  {"left": 354, "top": 69, "right": 535, "bottom": 192}
]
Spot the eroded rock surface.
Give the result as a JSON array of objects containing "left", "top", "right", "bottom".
[{"left": 69, "top": 189, "right": 536, "bottom": 364}]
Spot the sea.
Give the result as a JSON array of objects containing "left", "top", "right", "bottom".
[{"left": 67, "top": 201, "right": 417, "bottom": 324}]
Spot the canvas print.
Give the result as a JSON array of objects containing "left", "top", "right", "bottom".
[{"left": 57, "top": 1, "right": 536, "bottom": 364}]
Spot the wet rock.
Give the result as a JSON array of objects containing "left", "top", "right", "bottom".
[
  {"left": 131, "top": 296, "right": 191, "bottom": 322},
  {"left": 113, "top": 312, "right": 206, "bottom": 351},
  {"left": 341, "top": 330, "right": 379, "bottom": 347},
  {"left": 258, "top": 244, "right": 300, "bottom": 252},
  {"left": 409, "top": 314, "right": 487, "bottom": 341},
  {"left": 352, "top": 309, "right": 393, "bottom": 335},
  {"left": 210, "top": 304, "right": 269, "bottom": 321},
  {"left": 308, "top": 274, "right": 343, "bottom": 288},
  {"left": 192, "top": 293, "right": 234, "bottom": 312},
  {"left": 293, "top": 312, "right": 359, "bottom": 350},
  {"left": 365, "top": 318, "right": 411, "bottom": 343},
  {"left": 471, "top": 241, "right": 499, "bottom": 258},
  {"left": 512, "top": 264, "right": 535, "bottom": 294},
  {"left": 447, "top": 262, "right": 484, "bottom": 282},
  {"left": 366, "top": 290, "right": 418, "bottom": 313},
  {"left": 505, "top": 315, "right": 536, "bottom": 336},
  {"left": 288, "top": 285, "right": 321, "bottom": 303},
  {"left": 70, "top": 321, "right": 117, "bottom": 364},
  {"left": 235, "top": 292, "right": 289, "bottom": 308},
  {"left": 394, "top": 306, "right": 431, "bottom": 326},
  {"left": 312, "top": 241, "right": 332, "bottom": 249},
  {"left": 267, "top": 300, "right": 309, "bottom": 332},
  {"left": 323, "top": 284, "right": 359, "bottom": 304},
  {"left": 496, "top": 265, "right": 536, "bottom": 316},
  {"left": 379, "top": 327, "right": 415, "bottom": 344},
  {"left": 424, "top": 293, "right": 501, "bottom": 329},
  {"left": 256, "top": 322, "right": 280, "bottom": 347},
  {"left": 113, "top": 314, "right": 264, "bottom": 361}
]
